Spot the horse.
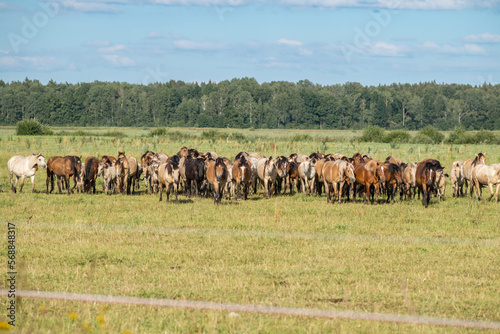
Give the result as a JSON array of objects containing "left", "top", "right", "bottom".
[
  {"left": 471, "top": 163, "right": 500, "bottom": 202},
  {"left": 232, "top": 156, "right": 252, "bottom": 200},
  {"left": 206, "top": 158, "right": 228, "bottom": 205},
  {"left": 322, "top": 159, "right": 355, "bottom": 204},
  {"left": 382, "top": 163, "right": 403, "bottom": 203},
  {"left": 434, "top": 169, "right": 448, "bottom": 202},
  {"left": 385, "top": 156, "right": 403, "bottom": 166},
  {"left": 415, "top": 159, "right": 444, "bottom": 208},
  {"left": 141, "top": 151, "right": 155, "bottom": 193},
  {"left": 463, "top": 153, "right": 486, "bottom": 197},
  {"left": 46, "top": 156, "right": 81, "bottom": 195},
  {"left": 185, "top": 157, "right": 205, "bottom": 197},
  {"left": 257, "top": 157, "right": 278, "bottom": 199},
  {"left": 298, "top": 158, "right": 317, "bottom": 195},
  {"left": 287, "top": 161, "right": 301, "bottom": 194},
  {"left": 177, "top": 147, "right": 189, "bottom": 158},
  {"left": 84, "top": 157, "right": 99, "bottom": 194},
  {"left": 115, "top": 152, "right": 138, "bottom": 195},
  {"left": 158, "top": 159, "right": 181, "bottom": 203},
  {"left": 8, "top": 154, "right": 47, "bottom": 193},
  {"left": 97, "top": 161, "right": 117, "bottom": 195},
  {"left": 353, "top": 160, "right": 386, "bottom": 204},
  {"left": 101, "top": 155, "right": 116, "bottom": 165},
  {"left": 450, "top": 161, "right": 464, "bottom": 198},
  {"left": 402, "top": 162, "right": 417, "bottom": 200},
  {"left": 274, "top": 156, "right": 289, "bottom": 195},
  {"left": 314, "top": 158, "right": 326, "bottom": 196}
]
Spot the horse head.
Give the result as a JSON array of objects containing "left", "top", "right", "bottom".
[
  {"left": 215, "top": 158, "right": 225, "bottom": 182},
  {"left": 377, "top": 163, "right": 386, "bottom": 184},
  {"left": 345, "top": 162, "right": 356, "bottom": 184},
  {"left": 475, "top": 153, "right": 486, "bottom": 165},
  {"left": 35, "top": 153, "right": 47, "bottom": 169}
]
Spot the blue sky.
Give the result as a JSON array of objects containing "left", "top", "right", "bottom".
[{"left": 0, "top": 0, "right": 499, "bottom": 86}]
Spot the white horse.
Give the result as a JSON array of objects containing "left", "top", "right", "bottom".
[
  {"left": 8, "top": 154, "right": 47, "bottom": 193},
  {"left": 472, "top": 163, "right": 500, "bottom": 202}
]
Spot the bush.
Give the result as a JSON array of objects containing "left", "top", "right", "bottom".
[
  {"left": 290, "top": 134, "right": 313, "bottom": 142},
  {"left": 229, "top": 132, "right": 247, "bottom": 142},
  {"left": 473, "top": 130, "right": 499, "bottom": 145},
  {"left": 383, "top": 130, "right": 411, "bottom": 143},
  {"left": 201, "top": 129, "right": 223, "bottom": 141},
  {"left": 446, "top": 127, "right": 473, "bottom": 144},
  {"left": 16, "top": 119, "right": 52, "bottom": 136},
  {"left": 102, "top": 130, "right": 127, "bottom": 138},
  {"left": 148, "top": 127, "right": 167, "bottom": 137},
  {"left": 419, "top": 126, "right": 444, "bottom": 144},
  {"left": 359, "top": 126, "right": 385, "bottom": 142},
  {"left": 412, "top": 133, "right": 434, "bottom": 144}
]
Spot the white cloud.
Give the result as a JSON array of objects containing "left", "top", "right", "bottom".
[
  {"left": 172, "top": 39, "right": 226, "bottom": 50},
  {"left": 0, "top": 49, "right": 9, "bottom": 55},
  {"left": 98, "top": 44, "right": 127, "bottom": 53},
  {"left": 101, "top": 54, "right": 136, "bottom": 67},
  {"left": 147, "top": 31, "right": 183, "bottom": 39},
  {"left": 278, "top": 39, "right": 303, "bottom": 46},
  {"left": 464, "top": 33, "right": 500, "bottom": 43},
  {"left": 363, "top": 41, "right": 408, "bottom": 56},
  {"left": 423, "top": 41, "right": 486, "bottom": 55},
  {"left": 54, "top": 0, "right": 123, "bottom": 12},
  {"left": 277, "top": 0, "right": 498, "bottom": 9},
  {"left": 150, "top": 0, "right": 248, "bottom": 5},
  {"left": 0, "top": 56, "right": 69, "bottom": 71}
]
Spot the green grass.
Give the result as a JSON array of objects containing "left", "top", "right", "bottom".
[{"left": 0, "top": 127, "right": 499, "bottom": 333}]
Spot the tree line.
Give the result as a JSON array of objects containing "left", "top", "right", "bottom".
[{"left": 1, "top": 78, "right": 499, "bottom": 130}]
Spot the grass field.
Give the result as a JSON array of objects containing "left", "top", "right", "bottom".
[{"left": 0, "top": 127, "right": 499, "bottom": 333}]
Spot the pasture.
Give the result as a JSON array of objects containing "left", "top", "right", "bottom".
[{"left": 0, "top": 127, "right": 499, "bottom": 333}]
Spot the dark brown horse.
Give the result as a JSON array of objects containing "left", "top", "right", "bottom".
[
  {"left": 383, "top": 163, "right": 403, "bottom": 203},
  {"left": 287, "top": 161, "right": 301, "bottom": 194},
  {"left": 185, "top": 157, "right": 205, "bottom": 197},
  {"left": 353, "top": 160, "right": 386, "bottom": 204},
  {"left": 46, "top": 156, "right": 82, "bottom": 195},
  {"left": 232, "top": 156, "right": 252, "bottom": 200},
  {"left": 84, "top": 156, "right": 99, "bottom": 194},
  {"left": 416, "top": 159, "right": 444, "bottom": 208}
]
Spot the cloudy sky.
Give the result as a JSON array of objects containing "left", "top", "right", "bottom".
[{"left": 0, "top": 0, "right": 499, "bottom": 86}]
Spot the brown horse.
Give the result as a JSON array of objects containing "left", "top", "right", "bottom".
[
  {"left": 232, "top": 156, "right": 252, "bottom": 200},
  {"left": 141, "top": 151, "right": 155, "bottom": 193},
  {"left": 353, "top": 160, "right": 386, "bottom": 204},
  {"left": 274, "top": 156, "right": 289, "bottom": 195},
  {"left": 84, "top": 156, "right": 99, "bottom": 194},
  {"left": 206, "top": 157, "right": 228, "bottom": 205},
  {"left": 415, "top": 159, "right": 444, "bottom": 208},
  {"left": 101, "top": 155, "right": 116, "bottom": 165},
  {"left": 185, "top": 157, "right": 205, "bottom": 197},
  {"left": 383, "top": 163, "right": 403, "bottom": 203},
  {"left": 287, "top": 161, "right": 301, "bottom": 194},
  {"left": 323, "top": 160, "right": 356, "bottom": 204},
  {"left": 46, "top": 156, "right": 82, "bottom": 195}
]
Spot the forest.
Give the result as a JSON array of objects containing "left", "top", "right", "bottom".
[{"left": 1, "top": 78, "right": 499, "bottom": 130}]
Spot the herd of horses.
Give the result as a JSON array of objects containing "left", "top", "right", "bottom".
[{"left": 7, "top": 149, "right": 500, "bottom": 207}]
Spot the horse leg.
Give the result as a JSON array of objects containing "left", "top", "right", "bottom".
[
  {"left": 374, "top": 183, "right": 379, "bottom": 205},
  {"left": 30, "top": 175, "right": 36, "bottom": 193},
  {"left": 167, "top": 183, "right": 171, "bottom": 202},
  {"left": 18, "top": 176, "right": 25, "bottom": 193},
  {"left": 487, "top": 183, "right": 495, "bottom": 201},
  {"left": 9, "top": 172, "right": 16, "bottom": 193},
  {"left": 494, "top": 184, "right": 499, "bottom": 203},
  {"left": 159, "top": 182, "right": 163, "bottom": 202},
  {"left": 338, "top": 181, "right": 344, "bottom": 204}
]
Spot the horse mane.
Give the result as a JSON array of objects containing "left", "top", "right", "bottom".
[
  {"left": 472, "top": 153, "right": 485, "bottom": 166},
  {"left": 215, "top": 157, "right": 224, "bottom": 165},
  {"left": 239, "top": 156, "right": 247, "bottom": 165},
  {"left": 170, "top": 155, "right": 180, "bottom": 164}
]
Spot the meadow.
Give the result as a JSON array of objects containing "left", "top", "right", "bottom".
[{"left": 0, "top": 127, "right": 499, "bottom": 333}]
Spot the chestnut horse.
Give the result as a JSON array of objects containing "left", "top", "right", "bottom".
[
  {"left": 46, "top": 156, "right": 82, "bottom": 195},
  {"left": 115, "top": 152, "right": 138, "bottom": 195},
  {"left": 232, "top": 156, "right": 252, "bottom": 200},
  {"left": 323, "top": 160, "right": 356, "bottom": 204},
  {"left": 206, "top": 157, "right": 228, "bottom": 205},
  {"left": 84, "top": 156, "right": 99, "bottom": 194},
  {"left": 415, "top": 159, "right": 444, "bottom": 208},
  {"left": 353, "top": 160, "right": 386, "bottom": 204}
]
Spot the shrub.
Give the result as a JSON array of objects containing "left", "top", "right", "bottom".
[
  {"left": 229, "top": 132, "right": 247, "bottom": 142},
  {"left": 148, "top": 127, "right": 167, "bottom": 137},
  {"left": 359, "top": 126, "right": 385, "bottom": 142},
  {"left": 290, "top": 134, "right": 313, "bottom": 142},
  {"left": 383, "top": 130, "right": 411, "bottom": 143},
  {"left": 102, "top": 130, "right": 127, "bottom": 138},
  {"left": 412, "top": 133, "right": 434, "bottom": 144},
  {"left": 16, "top": 119, "right": 51, "bottom": 136},
  {"left": 446, "top": 127, "right": 473, "bottom": 144},
  {"left": 473, "top": 130, "right": 499, "bottom": 145},
  {"left": 201, "top": 129, "right": 223, "bottom": 141},
  {"left": 419, "top": 126, "right": 444, "bottom": 144}
]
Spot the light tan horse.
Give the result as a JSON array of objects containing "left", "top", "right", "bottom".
[
  {"left": 158, "top": 160, "right": 180, "bottom": 203},
  {"left": 450, "top": 161, "right": 464, "bottom": 197},
  {"left": 8, "top": 154, "right": 47, "bottom": 193},
  {"left": 115, "top": 152, "right": 138, "bottom": 195},
  {"left": 472, "top": 163, "right": 500, "bottom": 202},
  {"left": 257, "top": 157, "right": 277, "bottom": 198},
  {"left": 402, "top": 162, "right": 417, "bottom": 200},
  {"left": 298, "top": 158, "right": 316, "bottom": 195},
  {"left": 463, "top": 153, "right": 486, "bottom": 197},
  {"left": 323, "top": 160, "right": 355, "bottom": 203},
  {"left": 206, "top": 158, "right": 228, "bottom": 205}
]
